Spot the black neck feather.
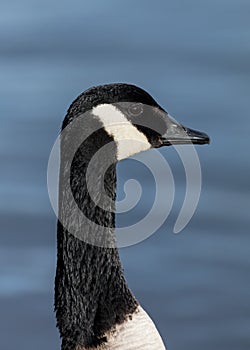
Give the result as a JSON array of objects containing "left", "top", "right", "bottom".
[{"left": 55, "top": 117, "right": 138, "bottom": 350}]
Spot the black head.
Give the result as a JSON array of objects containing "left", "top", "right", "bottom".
[{"left": 62, "top": 83, "right": 209, "bottom": 161}]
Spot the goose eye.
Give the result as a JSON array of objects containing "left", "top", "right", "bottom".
[{"left": 128, "top": 103, "right": 143, "bottom": 116}]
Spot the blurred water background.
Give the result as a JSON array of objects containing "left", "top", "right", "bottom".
[{"left": 1, "top": 0, "right": 250, "bottom": 349}]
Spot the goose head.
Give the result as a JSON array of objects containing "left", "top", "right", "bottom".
[{"left": 62, "top": 83, "right": 209, "bottom": 163}]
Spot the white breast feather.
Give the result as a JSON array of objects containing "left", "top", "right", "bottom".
[{"left": 85, "top": 306, "right": 166, "bottom": 350}]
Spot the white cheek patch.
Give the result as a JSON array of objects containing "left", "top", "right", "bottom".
[{"left": 92, "top": 104, "right": 151, "bottom": 160}]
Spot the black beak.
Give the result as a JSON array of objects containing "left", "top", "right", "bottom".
[{"left": 160, "top": 115, "right": 210, "bottom": 146}]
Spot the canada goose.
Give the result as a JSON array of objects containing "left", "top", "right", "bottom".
[{"left": 54, "top": 83, "right": 209, "bottom": 350}]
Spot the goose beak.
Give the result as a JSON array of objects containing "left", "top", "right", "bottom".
[{"left": 160, "top": 115, "right": 210, "bottom": 146}]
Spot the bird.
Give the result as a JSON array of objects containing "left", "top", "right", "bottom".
[{"left": 54, "top": 83, "right": 209, "bottom": 350}]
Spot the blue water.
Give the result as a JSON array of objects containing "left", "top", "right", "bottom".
[{"left": 1, "top": 1, "right": 250, "bottom": 349}]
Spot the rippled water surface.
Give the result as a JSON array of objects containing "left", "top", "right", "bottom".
[{"left": 1, "top": 1, "right": 250, "bottom": 349}]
